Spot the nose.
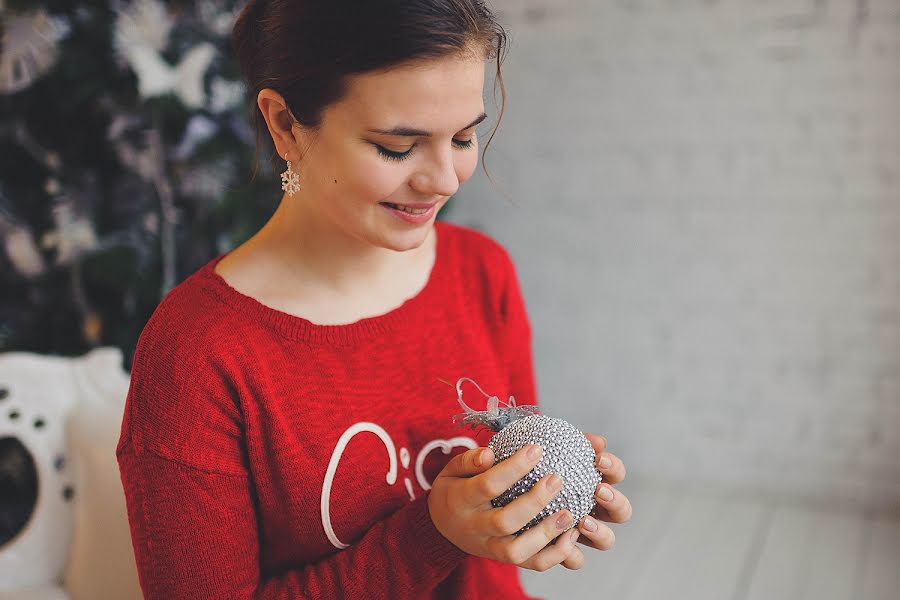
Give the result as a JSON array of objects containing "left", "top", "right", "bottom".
[{"left": 410, "top": 147, "right": 459, "bottom": 198}]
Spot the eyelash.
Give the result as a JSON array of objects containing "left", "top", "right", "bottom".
[{"left": 375, "top": 138, "right": 475, "bottom": 162}]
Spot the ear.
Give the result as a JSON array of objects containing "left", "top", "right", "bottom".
[{"left": 257, "top": 88, "right": 308, "bottom": 163}]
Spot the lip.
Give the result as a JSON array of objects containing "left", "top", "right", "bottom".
[
  {"left": 380, "top": 201, "right": 439, "bottom": 209},
  {"left": 380, "top": 201, "right": 438, "bottom": 224}
]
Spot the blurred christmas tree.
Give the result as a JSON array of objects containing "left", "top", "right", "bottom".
[{"left": 0, "top": 0, "right": 294, "bottom": 367}]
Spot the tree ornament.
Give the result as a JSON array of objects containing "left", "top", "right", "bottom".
[
  {"left": 40, "top": 200, "right": 99, "bottom": 266},
  {"left": 208, "top": 77, "right": 245, "bottom": 114},
  {"left": 449, "top": 377, "right": 601, "bottom": 534},
  {"left": 112, "top": 0, "right": 215, "bottom": 109},
  {"left": 0, "top": 9, "right": 70, "bottom": 95},
  {"left": 0, "top": 216, "right": 45, "bottom": 278}
]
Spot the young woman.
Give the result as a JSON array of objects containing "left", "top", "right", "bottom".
[{"left": 116, "top": 1, "right": 632, "bottom": 598}]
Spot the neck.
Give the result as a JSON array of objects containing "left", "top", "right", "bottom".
[{"left": 253, "top": 193, "right": 435, "bottom": 296}]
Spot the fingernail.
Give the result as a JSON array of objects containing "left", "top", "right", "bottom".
[
  {"left": 569, "top": 529, "right": 580, "bottom": 542},
  {"left": 582, "top": 516, "right": 598, "bottom": 532},
  {"left": 475, "top": 449, "right": 485, "bottom": 467},
  {"left": 527, "top": 444, "right": 543, "bottom": 461},
  {"left": 556, "top": 512, "right": 573, "bottom": 530},
  {"left": 598, "top": 486, "right": 614, "bottom": 502},
  {"left": 546, "top": 473, "right": 563, "bottom": 492},
  {"left": 598, "top": 455, "right": 612, "bottom": 469}
]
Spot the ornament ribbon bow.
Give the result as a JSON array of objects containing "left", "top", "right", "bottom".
[{"left": 450, "top": 377, "right": 540, "bottom": 432}]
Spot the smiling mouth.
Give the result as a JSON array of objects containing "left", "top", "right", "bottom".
[{"left": 380, "top": 202, "right": 434, "bottom": 214}]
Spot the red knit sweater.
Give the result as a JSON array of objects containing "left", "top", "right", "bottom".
[{"left": 116, "top": 221, "right": 542, "bottom": 599}]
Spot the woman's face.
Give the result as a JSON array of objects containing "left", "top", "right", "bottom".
[{"left": 283, "top": 51, "right": 487, "bottom": 252}]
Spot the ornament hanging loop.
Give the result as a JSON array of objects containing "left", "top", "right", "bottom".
[{"left": 450, "top": 376, "right": 538, "bottom": 432}]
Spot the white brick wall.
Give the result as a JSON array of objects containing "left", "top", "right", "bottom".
[{"left": 445, "top": 0, "right": 900, "bottom": 511}]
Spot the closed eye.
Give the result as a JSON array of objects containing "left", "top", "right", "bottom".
[{"left": 374, "top": 137, "right": 475, "bottom": 162}]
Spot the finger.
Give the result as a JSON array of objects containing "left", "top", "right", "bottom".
[
  {"left": 575, "top": 515, "right": 616, "bottom": 551},
  {"left": 596, "top": 451, "right": 626, "bottom": 485},
  {"left": 560, "top": 543, "right": 585, "bottom": 570},
  {"left": 487, "top": 509, "right": 574, "bottom": 566},
  {"left": 439, "top": 447, "right": 494, "bottom": 479},
  {"left": 590, "top": 483, "right": 633, "bottom": 524},
  {"left": 467, "top": 444, "right": 543, "bottom": 502},
  {"left": 584, "top": 432, "right": 607, "bottom": 453},
  {"left": 479, "top": 472, "right": 564, "bottom": 536},
  {"left": 518, "top": 526, "right": 581, "bottom": 572}
]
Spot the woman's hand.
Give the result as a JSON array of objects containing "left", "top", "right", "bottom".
[
  {"left": 565, "top": 433, "right": 632, "bottom": 566},
  {"left": 427, "top": 444, "right": 583, "bottom": 572}
]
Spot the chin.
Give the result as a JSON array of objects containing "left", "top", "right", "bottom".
[{"left": 380, "top": 225, "right": 434, "bottom": 253}]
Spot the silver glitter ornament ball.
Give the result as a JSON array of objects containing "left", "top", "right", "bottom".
[
  {"left": 487, "top": 414, "right": 601, "bottom": 534},
  {"left": 450, "top": 378, "right": 602, "bottom": 535}
]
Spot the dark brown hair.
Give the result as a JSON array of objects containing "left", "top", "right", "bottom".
[{"left": 231, "top": 0, "right": 508, "bottom": 181}]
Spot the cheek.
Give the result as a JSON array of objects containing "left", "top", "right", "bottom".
[
  {"left": 457, "top": 150, "right": 479, "bottom": 184},
  {"left": 359, "top": 161, "right": 410, "bottom": 201},
  {"left": 332, "top": 150, "right": 409, "bottom": 202}
]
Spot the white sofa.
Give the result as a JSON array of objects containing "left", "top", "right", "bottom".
[{"left": 0, "top": 348, "right": 142, "bottom": 599}]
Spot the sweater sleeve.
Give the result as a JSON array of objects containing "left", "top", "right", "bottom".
[
  {"left": 116, "top": 304, "right": 468, "bottom": 599},
  {"left": 116, "top": 444, "right": 466, "bottom": 599}
]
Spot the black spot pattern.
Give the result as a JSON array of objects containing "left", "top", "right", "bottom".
[
  {"left": 0, "top": 436, "right": 38, "bottom": 547},
  {"left": 0, "top": 392, "right": 76, "bottom": 549}
]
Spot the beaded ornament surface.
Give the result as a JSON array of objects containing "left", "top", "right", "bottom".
[{"left": 449, "top": 377, "right": 602, "bottom": 534}]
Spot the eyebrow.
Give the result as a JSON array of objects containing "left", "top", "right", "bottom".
[{"left": 367, "top": 112, "right": 488, "bottom": 137}]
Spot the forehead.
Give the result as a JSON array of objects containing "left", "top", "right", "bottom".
[{"left": 335, "top": 53, "right": 486, "bottom": 132}]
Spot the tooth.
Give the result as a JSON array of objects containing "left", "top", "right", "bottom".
[{"left": 387, "top": 203, "right": 429, "bottom": 214}]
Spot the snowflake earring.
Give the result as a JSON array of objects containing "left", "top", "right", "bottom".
[{"left": 280, "top": 152, "right": 301, "bottom": 196}]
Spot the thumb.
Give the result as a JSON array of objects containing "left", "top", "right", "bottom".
[{"left": 440, "top": 447, "right": 494, "bottom": 479}]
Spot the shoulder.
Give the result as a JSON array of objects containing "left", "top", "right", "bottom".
[
  {"left": 136, "top": 260, "right": 242, "bottom": 363},
  {"left": 128, "top": 260, "right": 246, "bottom": 412},
  {"left": 436, "top": 220, "right": 518, "bottom": 279},
  {"left": 435, "top": 220, "right": 525, "bottom": 324},
  {"left": 120, "top": 260, "right": 248, "bottom": 469}
]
